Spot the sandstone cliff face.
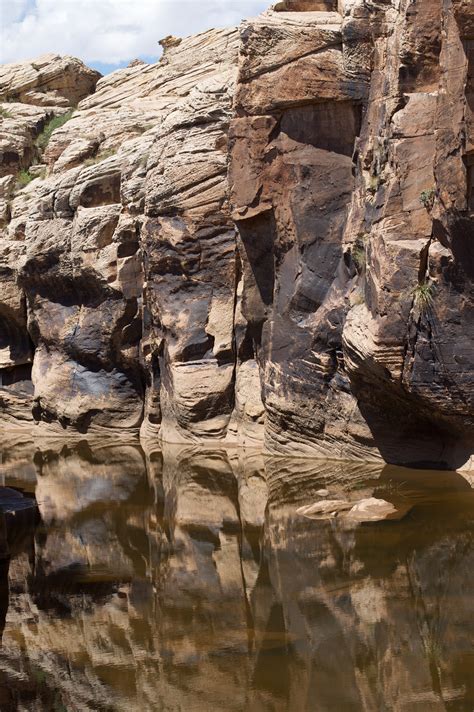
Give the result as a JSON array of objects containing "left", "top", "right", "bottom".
[{"left": 0, "top": 1, "right": 472, "bottom": 469}]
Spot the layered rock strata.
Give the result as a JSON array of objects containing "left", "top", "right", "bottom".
[{"left": 0, "top": 1, "right": 472, "bottom": 469}]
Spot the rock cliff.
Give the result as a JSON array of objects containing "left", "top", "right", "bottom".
[{"left": 0, "top": 0, "right": 472, "bottom": 469}]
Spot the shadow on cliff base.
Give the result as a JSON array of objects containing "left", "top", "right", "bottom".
[{"left": 355, "top": 394, "right": 473, "bottom": 471}]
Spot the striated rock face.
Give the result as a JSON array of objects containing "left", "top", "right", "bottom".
[
  {"left": 0, "top": 55, "right": 100, "bottom": 178},
  {"left": 229, "top": 7, "right": 370, "bottom": 460},
  {"left": 341, "top": 0, "right": 474, "bottom": 470},
  {"left": 0, "top": 54, "right": 100, "bottom": 107},
  {"left": 0, "top": 1, "right": 472, "bottom": 469},
  {"left": 141, "top": 29, "right": 241, "bottom": 443}
]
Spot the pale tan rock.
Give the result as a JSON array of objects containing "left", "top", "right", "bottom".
[
  {"left": 274, "top": 0, "right": 336, "bottom": 9},
  {"left": 0, "top": 54, "right": 100, "bottom": 106},
  {"left": 51, "top": 136, "right": 99, "bottom": 173},
  {"left": 346, "top": 497, "right": 412, "bottom": 522},
  {"left": 31, "top": 347, "right": 143, "bottom": 433},
  {"left": 296, "top": 499, "right": 353, "bottom": 518},
  {"left": 0, "top": 102, "right": 52, "bottom": 177},
  {"left": 0, "top": 174, "right": 15, "bottom": 227}
]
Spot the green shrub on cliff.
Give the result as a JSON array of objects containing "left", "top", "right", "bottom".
[
  {"left": 36, "top": 110, "right": 75, "bottom": 151},
  {"left": 413, "top": 282, "right": 435, "bottom": 310},
  {"left": 83, "top": 147, "right": 116, "bottom": 167},
  {"left": 351, "top": 234, "right": 368, "bottom": 272},
  {"left": 352, "top": 245, "right": 366, "bottom": 271},
  {"left": 420, "top": 188, "right": 436, "bottom": 209},
  {"left": 17, "top": 169, "right": 34, "bottom": 187}
]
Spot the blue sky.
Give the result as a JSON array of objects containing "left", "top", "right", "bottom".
[
  {"left": 1, "top": 0, "right": 269, "bottom": 73},
  {"left": 91, "top": 56, "right": 159, "bottom": 76}
]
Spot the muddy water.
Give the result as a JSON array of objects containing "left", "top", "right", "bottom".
[{"left": 0, "top": 438, "right": 473, "bottom": 711}]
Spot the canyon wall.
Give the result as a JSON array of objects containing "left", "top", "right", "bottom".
[{"left": 0, "top": 0, "right": 473, "bottom": 469}]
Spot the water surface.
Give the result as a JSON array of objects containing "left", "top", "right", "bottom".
[{"left": 0, "top": 438, "right": 473, "bottom": 711}]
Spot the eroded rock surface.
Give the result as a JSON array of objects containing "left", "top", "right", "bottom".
[{"left": 0, "top": 1, "right": 472, "bottom": 469}]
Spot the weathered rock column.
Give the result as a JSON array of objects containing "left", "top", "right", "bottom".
[{"left": 229, "top": 4, "right": 377, "bottom": 458}]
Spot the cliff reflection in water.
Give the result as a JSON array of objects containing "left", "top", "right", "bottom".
[{"left": 0, "top": 438, "right": 473, "bottom": 711}]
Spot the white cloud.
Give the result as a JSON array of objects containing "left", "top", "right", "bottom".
[
  {"left": 0, "top": 0, "right": 30, "bottom": 26},
  {"left": 0, "top": 0, "right": 269, "bottom": 67}
]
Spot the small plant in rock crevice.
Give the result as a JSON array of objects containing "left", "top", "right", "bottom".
[
  {"left": 132, "top": 123, "right": 154, "bottom": 134},
  {"left": 36, "top": 110, "right": 75, "bottom": 152},
  {"left": 351, "top": 233, "right": 368, "bottom": 272},
  {"left": 138, "top": 152, "right": 149, "bottom": 169},
  {"left": 17, "top": 169, "right": 34, "bottom": 187},
  {"left": 83, "top": 147, "right": 117, "bottom": 167},
  {"left": 413, "top": 281, "right": 435, "bottom": 311},
  {"left": 0, "top": 107, "right": 13, "bottom": 119},
  {"left": 352, "top": 245, "right": 366, "bottom": 271},
  {"left": 368, "top": 174, "right": 380, "bottom": 194},
  {"left": 420, "top": 188, "right": 436, "bottom": 210}
]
